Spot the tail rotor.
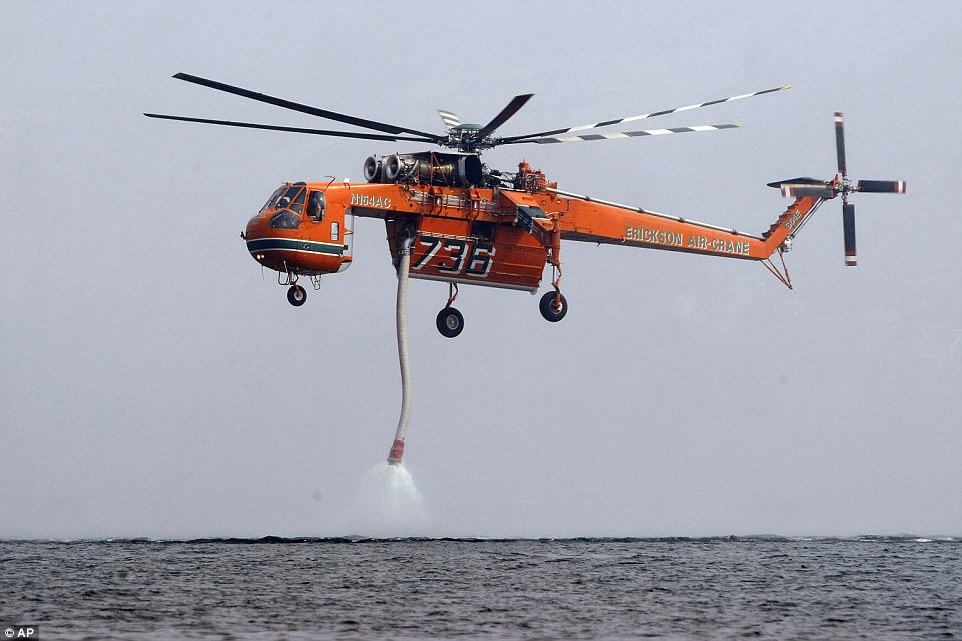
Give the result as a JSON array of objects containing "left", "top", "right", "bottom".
[{"left": 772, "top": 112, "right": 906, "bottom": 266}]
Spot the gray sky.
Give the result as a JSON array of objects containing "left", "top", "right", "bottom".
[{"left": 1, "top": 0, "right": 959, "bottom": 539}]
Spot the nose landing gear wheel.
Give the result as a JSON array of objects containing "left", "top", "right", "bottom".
[
  {"left": 539, "top": 291, "right": 567, "bottom": 322},
  {"left": 436, "top": 306, "right": 464, "bottom": 338},
  {"left": 287, "top": 284, "right": 307, "bottom": 307}
]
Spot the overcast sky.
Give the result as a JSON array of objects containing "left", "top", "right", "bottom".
[{"left": 1, "top": 0, "right": 959, "bottom": 540}]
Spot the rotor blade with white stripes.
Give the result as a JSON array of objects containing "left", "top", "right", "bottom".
[
  {"left": 499, "top": 85, "right": 790, "bottom": 143},
  {"left": 503, "top": 123, "right": 740, "bottom": 144},
  {"left": 143, "top": 113, "right": 439, "bottom": 143},
  {"left": 437, "top": 108, "right": 460, "bottom": 132}
]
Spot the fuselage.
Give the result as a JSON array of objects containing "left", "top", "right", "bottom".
[{"left": 243, "top": 161, "right": 807, "bottom": 293}]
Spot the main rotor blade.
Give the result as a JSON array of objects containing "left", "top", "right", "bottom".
[
  {"left": 143, "top": 113, "right": 438, "bottom": 143},
  {"left": 437, "top": 108, "right": 460, "bottom": 132},
  {"left": 834, "top": 112, "right": 847, "bottom": 177},
  {"left": 500, "top": 85, "right": 790, "bottom": 143},
  {"left": 473, "top": 93, "right": 534, "bottom": 141},
  {"left": 857, "top": 180, "right": 907, "bottom": 194},
  {"left": 503, "top": 123, "right": 740, "bottom": 144},
  {"left": 172, "top": 73, "right": 444, "bottom": 142}
]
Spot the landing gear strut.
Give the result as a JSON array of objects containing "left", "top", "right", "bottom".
[
  {"left": 280, "top": 264, "right": 308, "bottom": 307},
  {"left": 539, "top": 259, "right": 567, "bottom": 322},
  {"left": 436, "top": 283, "right": 463, "bottom": 338}
]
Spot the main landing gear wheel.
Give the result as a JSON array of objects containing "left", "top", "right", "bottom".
[
  {"left": 436, "top": 306, "right": 464, "bottom": 338},
  {"left": 287, "top": 284, "right": 307, "bottom": 307},
  {"left": 539, "top": 291, "right": 567, "bottom": 322}
]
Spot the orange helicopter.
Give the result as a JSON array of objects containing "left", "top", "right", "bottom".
[{"left": 146, "top": 74, "right": 905, "bottom": 338}]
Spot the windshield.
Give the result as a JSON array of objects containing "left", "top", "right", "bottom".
[
  {"left": 260, "top": 185, "right": 306, "bottom": 213},
  {"left": 269, "top": 209, "right": 301, "bottom": 229},
  {"left": 260, "top": 186, "right": 285, "bottom": 212}
]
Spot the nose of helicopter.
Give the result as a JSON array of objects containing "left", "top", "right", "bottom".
[
  {"left": 243, "top": 211, "right": 273, "bottom": 266},
  {"left": 245, "top": 211, "right": 265, "bottom": 235},
  {"left": 242, "top": 206, "right": 352, "bottom": 277}
]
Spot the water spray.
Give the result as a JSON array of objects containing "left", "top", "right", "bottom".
[
  {"left": 388, "top": 234, "right": 414, "bottom": 465},
  {"left": 347, "top": 235, "right": 428, "bottom": 535}
]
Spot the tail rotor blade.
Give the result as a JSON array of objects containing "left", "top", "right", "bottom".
[
  {"left": 857, "top": 180, "right": 907, "bottom": 194},
  {"left": 835, "top": 112, "right": 847, "bottom": 177},
  {"left": 843, "top": 202, "right": 857, "bottom": 266}
]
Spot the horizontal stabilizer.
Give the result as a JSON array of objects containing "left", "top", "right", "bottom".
[
  {"left": 767, "top": 177, "right": 824, "bottom": 189},
  {"left": 777, "top": 182, "right": 836, "bottom": 199}
]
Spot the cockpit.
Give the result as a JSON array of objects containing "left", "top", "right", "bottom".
[
  {"left": 243, "top": 181, "right": 353, "bottom": 283},
  {"left": 260, "top": 183, "right": 326, "bottom": 229},
  {"left": 261, "top": 184, "right": 303, "bottom": 229},
  {"left": 262, "top": 184, "right": 305, "bottom": 213}
]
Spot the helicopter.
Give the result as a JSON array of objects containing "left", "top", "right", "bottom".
[{"left": 146, "top": 73, "right": 905, "bottom": 338}]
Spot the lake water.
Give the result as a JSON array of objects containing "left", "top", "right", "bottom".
[{"left": 2, "top": 536, "right": 959, "bottom": 640}]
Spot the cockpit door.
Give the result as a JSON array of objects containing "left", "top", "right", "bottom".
[{"left": 301, "top": 188, "right": 353, "bottom": 273}]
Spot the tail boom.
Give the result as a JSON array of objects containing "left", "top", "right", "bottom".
[
  {"left": 757, "top": 194, "right": 827, "bottom": 257},
  {"left": 555, "top": 190, "right": 825, "bottom": 262}
]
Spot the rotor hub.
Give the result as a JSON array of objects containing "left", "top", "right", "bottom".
[{"left": 839, "top": 175, "right": 854, "bottom": 203}]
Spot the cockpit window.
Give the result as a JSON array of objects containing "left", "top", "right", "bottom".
[
  {"left": 260, "top": 186, "right": 286, "bottom": 212},
  {"left": 308, "top": 190, "right": 326, "bottom": 221},
  {"left": 261, "top": 185, "right": 306, "bottom": 213},
  {"left": 289, "top": 189, "right": 305, "bottom": 214},
  {"left": 268, "top": 209, "right": 301, "bottom": 229}
]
